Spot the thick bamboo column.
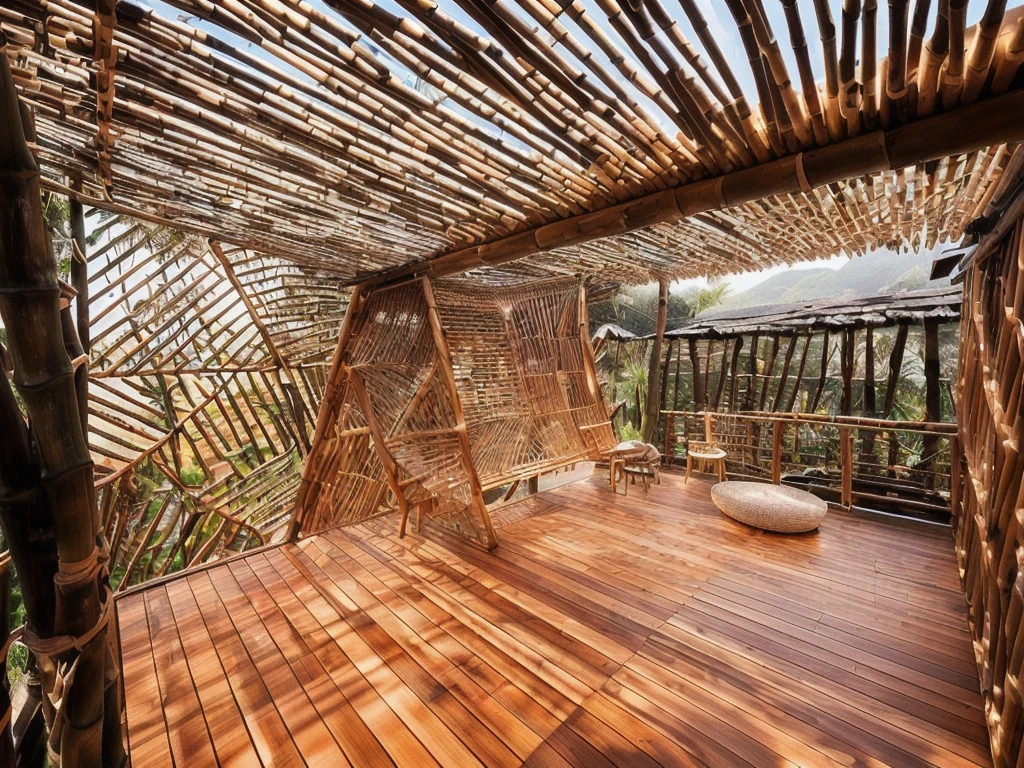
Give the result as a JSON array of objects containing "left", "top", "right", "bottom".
[
  {"left": 642, "top": 278, "right": 669, "bottom": 443},
  {"left": 422, "top": 278, "right": 497, "bottom": 549},
  {"left": 884, "top": 322, "right": 909, "bottom": 477},
  {"left": 0, "top": 54, "right": 123, "bottom": 766}
]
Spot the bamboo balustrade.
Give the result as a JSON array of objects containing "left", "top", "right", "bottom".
[
  {"left": 662, "top": 409, "right": 957, "bottom": 515},
  {"left": 953, "top": 166, "right": 1024, "bottom": 768}
]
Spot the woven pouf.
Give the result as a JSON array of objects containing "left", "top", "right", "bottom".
[{"left": 710, "top": 481, "right": 828, "bottom": 533}]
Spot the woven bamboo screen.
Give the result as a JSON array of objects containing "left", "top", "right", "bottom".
[
  {"left": 293, "top": 276, "right": 613, "bottom": 547},
  {"left": 72, "top": 217, "right": 348, "bottom": 588},
  {"left": 955, "top": 212, "right": 1024, "bottom": 767}
]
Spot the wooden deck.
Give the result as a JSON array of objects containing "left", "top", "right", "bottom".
[{"left": 117, "top": 472, "right": 990, "bottom": 767}]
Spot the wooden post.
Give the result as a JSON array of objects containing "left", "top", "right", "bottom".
[
  {"left": 840, "top": 426, "right": 853, "bottom": 508},
  {"left": 840, "top": 328, "right": 856, "bottom": 416},
  {"left": 0, "top": 55, "right": 124, "bottom": 766},
  {"left": 809, "top": 329, "right": 831, "bottom": 412},
  {"left": 771, "top": 333, "right": 798, "bottom": 411},
  {"left": 642, "top": 278, "right": 669, "bottom": 442},
  {"left": 727, "top": 336, "right": 743, "bottom": 410},
  {"left": 861, "top": 327, "right": 877, "bottom": 466},
  {"left": 689, "top": 337, "right": 705, "bottom": 409},
  {"left": 923, "top": 318, "right": 941, "bottom": 488},
  {"left": 772, "top": 421, "right": 784, "bottom": 484},
  {"left": 423, "top": 278, "right": 497, "bottom": 549}
]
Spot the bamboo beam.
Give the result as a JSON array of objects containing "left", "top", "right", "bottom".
[
  {"left": 840, "top": 426, "right": 854, "bottom": 507},
  {"left": 363, "top": 91, "right": 1024, "bottom": 286}
]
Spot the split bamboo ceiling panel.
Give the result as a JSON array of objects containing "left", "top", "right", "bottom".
[{"left": 2, "top": 0, "right": 1024, "bottom": 284}]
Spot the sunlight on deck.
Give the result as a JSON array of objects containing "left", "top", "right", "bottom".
[{"left": 118, "top": 471, "right": 988, "bottom": 767}]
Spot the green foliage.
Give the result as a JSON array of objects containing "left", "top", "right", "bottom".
[
  {"left": 180, "top": 463, "right": 205, "bottom": 486},
  {"left": 618, "top": 421, "right": 642, "bottom": 441}
]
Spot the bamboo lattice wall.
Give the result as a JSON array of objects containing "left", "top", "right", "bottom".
[
  {"left": 56, "top": 216, "right": 348, "bottom": 588},
  {"left": 955, "top": 196, "right": 1024, "bottom": 767},
  {"left": 293, "top": 276, "right": 613, "bottom": 547}
]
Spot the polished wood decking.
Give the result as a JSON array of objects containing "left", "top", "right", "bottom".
[{"left": 118, "top": 472, "right": 990, "bottom": 767}]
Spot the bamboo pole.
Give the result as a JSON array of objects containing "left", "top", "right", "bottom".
[
  {"left": 422, "top": 277, "right": 497, "bottom": 549},
  {"left": 366, "top": 90, "right": 1024, "bottom": 286},
  {"left": 0, "top": 54, "right": 123, "bottom": 766},
  {"left": 288, "top": 284, "right": 362, "bottom": 539}
]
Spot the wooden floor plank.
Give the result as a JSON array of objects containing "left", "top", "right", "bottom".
[{"left": 117, "top": 471, "right": 992, "bottom": 767}]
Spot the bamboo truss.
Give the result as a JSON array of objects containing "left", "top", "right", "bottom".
[
  {"left": 0, "top": 0, "right": 1022, "bottom": 286},
  {"left": 292, "top": 276, "right": 614, "bottom": 548}
]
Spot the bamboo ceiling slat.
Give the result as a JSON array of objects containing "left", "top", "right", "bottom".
[{"left": 2, "top": 0, "right": 1023, "bottom": 284}]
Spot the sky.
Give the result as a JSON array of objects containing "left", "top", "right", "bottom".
[{"left": 674, "top": 253, "right": 848, "bottom": 296}]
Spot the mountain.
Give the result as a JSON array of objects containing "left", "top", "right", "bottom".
[{"left": 711, "top": 246, "right": 950, "bottom": 313}]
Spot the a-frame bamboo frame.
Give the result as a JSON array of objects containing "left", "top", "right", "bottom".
[{"left": 290, "top": 275, "right": 614, "bottom": 548}]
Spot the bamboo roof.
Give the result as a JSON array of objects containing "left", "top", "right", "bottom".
[
  {"left": 3, "top": 0, "right": 1024, "bottom": 284},
  {"left": 660, "top": 283, "right": 962, "bottom": 337}
]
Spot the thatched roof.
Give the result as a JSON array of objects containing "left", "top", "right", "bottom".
[
  {"left": 2, "top": 0, "right": 1024, "bottom": 284},
  {"left": 660, "top": 284, "right": 962, "bottom": 337}
]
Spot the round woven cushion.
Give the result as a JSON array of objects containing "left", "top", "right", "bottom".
[{"left": 710, "top": 481, "right": 828, "bottom": 533}]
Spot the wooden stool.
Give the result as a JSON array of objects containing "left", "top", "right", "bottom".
[{"left": 685, "top": 446, "right": 727, "bottom": 483}]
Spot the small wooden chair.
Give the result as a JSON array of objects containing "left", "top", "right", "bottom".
[
  {"left": 607, "top": 441, "right": 661, "bottom": 495},
  {"left": 685, "top": 412, "right": 727, "bottom": 483}
]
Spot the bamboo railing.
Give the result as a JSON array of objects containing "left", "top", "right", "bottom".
[{"left": 662, "top": 409, "right": 958, "bottom": 518}]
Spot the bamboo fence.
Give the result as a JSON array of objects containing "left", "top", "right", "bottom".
[{"left": 291, "top": 276, "right": 614, "bottom": 548}]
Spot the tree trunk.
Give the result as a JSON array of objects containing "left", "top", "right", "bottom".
[{"left": 642, "top": 279, "right": 669, "bottom": 442}]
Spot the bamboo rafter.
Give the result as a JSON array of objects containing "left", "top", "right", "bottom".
[{"left": 0, "top": 0, "right": 1021, "bottom": 286}]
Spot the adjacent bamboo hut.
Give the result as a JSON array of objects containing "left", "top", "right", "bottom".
[
  {"left": 655, "top": 286, "right": 963, "bottom": 518},
  {"left": 0, "top": 0, "right": 1023, "bottom": 763}
]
